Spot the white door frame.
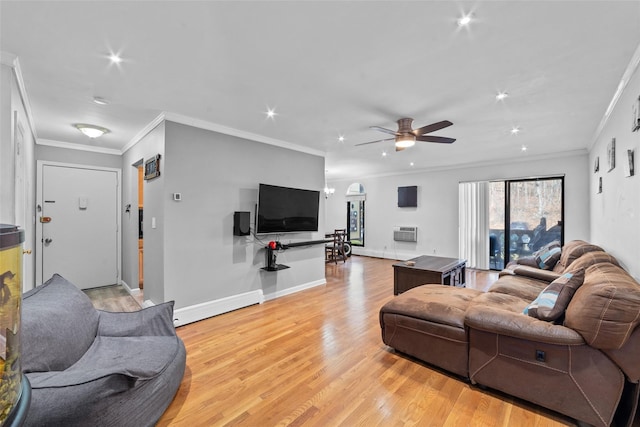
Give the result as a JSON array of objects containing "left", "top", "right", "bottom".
[{"left": 35, "top": 160, "right": 122, "bottom": 287}]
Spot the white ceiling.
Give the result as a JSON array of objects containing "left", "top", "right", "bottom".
[{"left": 2, "top": 1, "right": 639, "bottom": 181}]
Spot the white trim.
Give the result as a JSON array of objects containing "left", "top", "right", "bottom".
[
  {"left": 35, "top": 160, "right": 122, "bottom": 286},
  {"left": 164, "top": 112, "right": 326, "bottom": 158},
  {"left": 37, "top": 138, "right": 122, "bottom": 155},
  {"left": 173, "top": 290, "right": 265, "bottom": 327},
  {"left": 121, "top": 112, "right": 166, "bottom": 154},
  {"left": 591, "top": 42, "right": 640, "bottom": 150},
  {"left": 352, "top": 247, "right": 417, "bottom": 262},
  {"left": 1, "top": 52, "right": 38, "bottom": 143},
  {"left": 142, "top": 300, "right": 155, "bottom": 308},
  {"left": 119, "top": 279, "right": 140, "bottom": 294},
  {"left": 262, "top": 278, "right": 326, "bottom": 302}
]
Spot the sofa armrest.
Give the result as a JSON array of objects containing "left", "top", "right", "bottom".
[
  {"left": 509, "top": 265, "right": 561, "bottom": 283},
  {"left": 98, "top": 301, "right": 176, "bottom": 337},
  {"left": 465, "top": 305, "right": 585, "bottom": 345}
]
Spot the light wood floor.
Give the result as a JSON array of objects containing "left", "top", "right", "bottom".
[
  {"left": 152, "top": 256, "right": 581, "bottom": 427},
  {"left": 83, "top": 284, "right": 142, "bottom": 312}
]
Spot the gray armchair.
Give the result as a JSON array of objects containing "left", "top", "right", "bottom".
[{"left": 21, "top": 274, "right": 186, "bottom": 426}]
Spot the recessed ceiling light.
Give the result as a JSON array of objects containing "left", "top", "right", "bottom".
[
  {"left": 74, "top": 123, "right": 110, "bottom": 139},
  {"left": 108, "top": 53, "right": 123, "bottom": 64},
  {"left": 382, "top": 151, "right": 387, "bottom": 157},
  {"left": 410, "top": 162, "right": 415, "bottom": 167},
  {"left": 511, "top": 127, "right": 521, "bottom": 135},
  {"left": 338, "top": 135, "right": 345, "bottom": 143},
  {"left": 496, "top": 92, "right": 509, "bottom": 101},
  {"left": 93, "top": 96, "right": 109, "bottom": 105},
  {"left": 521, "top": 145, "right": 528, "bottom": 152},
  {"left": 265, "top": 107, "right": 277, "bottom": 119},
  {"left": 457, "top": 13, "right": 472, "bottom": 27}
]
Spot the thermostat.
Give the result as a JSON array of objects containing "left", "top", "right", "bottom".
[{"left": 172, "top": 193, "right": 182, "bottom": 201}]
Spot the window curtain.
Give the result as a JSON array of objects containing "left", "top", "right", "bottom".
[{"left": 458, "top": 181, "right": 490, "bottom": 269}]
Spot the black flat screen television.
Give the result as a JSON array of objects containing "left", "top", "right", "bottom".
[
  {"left": 398, "top": 185, "right": 418, "bottom": 207},
  {"left": 256, "top": 184, "right": 320, "bottom": 234}
]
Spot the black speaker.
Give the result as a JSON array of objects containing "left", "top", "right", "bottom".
[{"left": 233, "top": 211, "right": 250, "bottom": 236}]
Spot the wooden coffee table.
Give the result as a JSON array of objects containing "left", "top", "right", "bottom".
[{"left": 393, "top": 255, "right": 466, "bottom": 295}]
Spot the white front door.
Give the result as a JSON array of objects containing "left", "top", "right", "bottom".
[{"left": 39, "top": 163, "right": 120, "bottom": 289}]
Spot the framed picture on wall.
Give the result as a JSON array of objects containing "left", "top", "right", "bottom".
[
  {"left": 624, "top": 149, "right": 635, "bottom": 177},
  {"left": 633, "top": 95, "right": 640, "bottom": 132},
  {"left": 607, "top": 138, "right": 616, "bottom": 172},
  {"left": 597, "top": 176, "right": 603, "bottom": 194},
  {"left": 144, "top": 154, "right": 161, "bottom": 180}
]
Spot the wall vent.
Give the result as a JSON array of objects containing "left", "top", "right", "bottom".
[{"left": 393, "top": 226, "right": 417, "bottom": 242}]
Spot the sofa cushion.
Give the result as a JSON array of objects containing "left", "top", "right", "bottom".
[
  {"left": 565, "top": 263, "right": 640, "bottom": 349},
  {"left": 22, "top": 274, "right": 99, "bottom": 372},
  {"left": 553, "top": 240, "right": 604, "bottom": 273},
  {"left": 489, "top": 273, "right": 549, "bottom": 301},
  {"left": 533, "top": 241, "right": 562, "bottom": 270},
  {"left": 564, "top": 250, "right": 620, "bottom": 271},
  {"left": 523, "top": 268, "right": 585, "bottom": 321},
  {"left": 380, "top": 285, "right": 482, "bottom": 329}
]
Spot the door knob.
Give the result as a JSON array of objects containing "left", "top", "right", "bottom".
[{"left": 44, "top": 238, "right": 53, "bottom": 244}]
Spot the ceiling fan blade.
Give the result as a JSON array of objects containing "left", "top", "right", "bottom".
[
  {"left": 355, "top": 137, "right": 395, "bottom": 147},
  {"left": 412, "top": 120, "right": 453, "bottom": 136},
  {"left": 416, "top": 135, "right": 456, "bottom": 144},
  {"left": 395, "top": 146, "right": 406, "bottom": 152},
  {"left": 369, "top": 126, "right": 399, "bottom": 136}
]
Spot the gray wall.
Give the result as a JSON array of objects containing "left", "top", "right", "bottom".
[
  {"left": 326, "top": 152, "right": 589, "bottom": 261},
  {"left": 589, "top": 58, "right": 640, "bottom": 280},
  {"left": 121, "top": 122, "right": 166, "bottom": 304},
  {"left": 162, "top": 121, "right": 325, "bottom": 308}
]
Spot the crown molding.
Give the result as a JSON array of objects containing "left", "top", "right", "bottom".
[
  {"left": 590, "top": 41, "right": 640, "bottom": 150},
  {"left": 37, "top": 138, "right": 122, "bottom": 156},
  {"left": 163, "top": 112, "right": 326, "bottom": 158},
  {"left": 120, "top": 112, "right": 166, "bottom": 154}
]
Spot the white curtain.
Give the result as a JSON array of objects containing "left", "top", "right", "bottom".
[{"left": 458, "top": 181, "right": 490, "bottom": 269}]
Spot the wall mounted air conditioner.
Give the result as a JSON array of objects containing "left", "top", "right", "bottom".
[{"left": 393, "top": 226, "right": 417, "bottom": 242}]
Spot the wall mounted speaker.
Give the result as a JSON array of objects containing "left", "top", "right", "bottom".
[{"left": 233, "top": 211, "right": 251, "bottom": 236}]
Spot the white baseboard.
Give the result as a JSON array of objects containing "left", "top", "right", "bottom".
[
  {"left": 263, "top": 279, "right": 326, "bottom": 301},
  {"left": 173, "top": 290, "right": 265, "bottom": 327},
  {"left": 352, "top": 247, "right": 416, "bottom": 261},
  {"left": 119, "top": 279, "right": 140, "bottom": 295}
]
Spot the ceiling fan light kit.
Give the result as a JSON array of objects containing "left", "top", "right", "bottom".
[
  {"left": 395, "top": 134, "right": 416, "bottom": 149},
  {"left": 356, "top": 117, "right": 455, "bottom": 151}
]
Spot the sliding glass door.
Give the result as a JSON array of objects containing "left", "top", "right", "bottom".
[{"left": 489, "top": 177, "right": 564, "bottom": 270}]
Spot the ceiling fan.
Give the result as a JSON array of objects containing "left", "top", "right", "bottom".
[{"left": 356, "top": 118, "right": 455, "bottom": 151}]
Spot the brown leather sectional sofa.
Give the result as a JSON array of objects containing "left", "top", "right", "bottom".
[{"left": 380, "top": 240, "right": 640, "bottom": 427}]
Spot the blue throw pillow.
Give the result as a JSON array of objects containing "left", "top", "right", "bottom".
[
  {"left": 534, "top": 245, "right": 562, "bottom": 270},
  {"left": 524, "top": 268, "right": 585, "bottom": 321}
]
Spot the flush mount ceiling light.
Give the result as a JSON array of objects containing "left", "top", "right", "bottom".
[{"left": 74, "top": 123, "right": 110, "bottom": 138}]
